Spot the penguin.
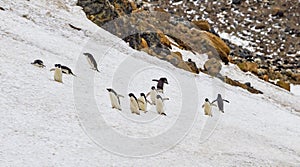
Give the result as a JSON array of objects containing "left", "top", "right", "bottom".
[
  {"left": 106, "top": 88, "right": 123, "bottom": 111},
  {"left": 156, "top": 95, "right": 169, "bottom": 116},
  {"left": 186, "top": 58, "right": 199, "bottom": 74},
  {"left": 31, "top": 59, "right": 45, "bottom": 68},
  {"left": 51, "top": 64, "right": 63, "bottom": 83},
  {"left": 138, "top": 93, "right": 151, "bottom": 113},
  {"left": 83, "top": 52, "right": 100, "bottom": 72},
  {"left": 202, "top": 98, "right": 216, "bottom": 117},
  {"left": 211, "top": 94, "right": 230, "bottom": 113},
  {"left": 61, "top": 65, "right": 76, "bottom": 76},
  {"left": 152, "top": 77, "right": 168, "bottom": 93},
  {"left": 128, "top": 93, "right": 141, "bottom": 115},
  {"left": 146, "top": 86, "right": 157, "bottom": 105}
]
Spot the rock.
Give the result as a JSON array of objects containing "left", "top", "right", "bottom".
[
  {"left": 245, "top": 82, "right": 251, "bottom": 87},
  {"left": 157, "top": 30, "right": 172, "bottom": 49},
  {"left": 172, "top": 51, "right": 183, "bottom": 60},
  {"left": 276, "top": 80, "right": 290, "bottom": 91},
  {"left": 232, "top": 0, "right": 242, "bottom": 5},
  {"left": 185, "top": 58, "right": 199, "bottom": 74},
  {"left": 140, "top": 37, "right": 148, "bottom": 48},
  {"left": 204, "top": 58, "right": 222, "bottom": 76},
  {"left": 224, "top": 76, "right": 263, "bottom": 94},
  {"left": 255, "top": 24, "right": 266, "bottom": 29},
  {"left": 192, "top": 20, "right": 211, "bottom": 31},
  {"left": 237, "top": 62, "right": 258, "bottom": 74},
  {"left": 272, "top": 7, "right": 284, "bottom": 17},
  {"left": 201, "top": 31, "right": 230, "bottom": 64}
]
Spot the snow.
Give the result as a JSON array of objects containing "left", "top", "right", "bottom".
[{"left": 1, "top": 0, "right": 300, "bottom": 166}]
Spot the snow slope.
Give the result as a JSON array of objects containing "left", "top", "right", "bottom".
[{"left": 0, "top": 0, "right": 300, "bottom": 166}]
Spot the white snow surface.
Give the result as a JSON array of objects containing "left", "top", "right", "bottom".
[{"left": 0, "top": 0, "right": 300, "bottom": 166}]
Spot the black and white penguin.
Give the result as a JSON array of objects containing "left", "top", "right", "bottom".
[
  {"left": 146, "top": 86, "right": 157, "bottom": 105},
  {"left": 106, "top": 88, "right": 123, "bottom": 111},
  {"left": 51, "top": 64, "right": 63, "bottom": 83},
  {"left": 61, "top": 65, "right": 76, "bottom": 76},
  {"left": 31, "top": 59, "right": 45, "bottom": 68},
  {"left": 83, "top": 52, "right": 100, "bottom": 72},
  {"left": 156, "top": 95, "right": 169, "bottom": 116},
  {"left": 202, "top": 98, "right": 215, "bottom": 117},
  {"left": 128, "top": 93, "right": 141, "bottom": 115},
  {"left": 152, "top": 77, "right": 168, "bottom": 93},
  {"left": 211, "top": 94, "right": 230, "bottom": 113},
  {"left": 138, "top": 93, "right": 151, "bottom": 113}
]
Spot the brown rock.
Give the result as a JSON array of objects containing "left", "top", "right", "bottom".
[
  {"left": 172, "top": 51, "right": 183, "bottom": 60},
  {"left": 140, "top": 38, "right": 148, "bottom": 48},
  {"left": 237, "top": 62, "right": 258, "bottom": 74},
  {"left": 192, "top": 20, "right": 211, "bottom": 31},
  {"left": 157, "top": 30, "right": 172, "bottom": 49},
  {"left": 224, "top": 76, "right": 263, "bottom": 94},
  {"left": 185, "top": 59, "right": 199, "bottom": 74},
  {"left": 204, "top": 58, "right": 222, "bottom": 76},
  {"left": 201, "top": 31, "right": 230, "bottom": 64},
  {"left": 272, "top": 7, "right": 284, "bottom": 17},
  {"left": 276, "top": 80, "right": 290, "bottom": 91}
]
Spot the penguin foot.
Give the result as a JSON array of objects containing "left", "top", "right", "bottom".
[{"left": 161, "top": 113, "right": 167, "bottom": 116}]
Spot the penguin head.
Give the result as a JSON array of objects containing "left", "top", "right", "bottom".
[
  {"left": 205, "top": 98, "right": 209, "bottom": 102},
  {"left": 151, "top": 86, "right": 156, "bottom": 90},
  {"left": 83, "top": 52, "right": 91, "bottom": 57},
  {"left": 188, "top": 58, "right": 192, "bottom": 62},
  {"left": 140, "top": 93, "right": 146, "bottom": 98},
  {"left": 217, "top": 94, "right": 222, "bottom": 98},
  {"left": 55, "top": 64, "right": 61, "bottom": 68},
  {"left": 106, "top": 88, "right": 112, "bottom": 92},
  {"left": 128, "top": 93, "right": 135, "bottom": 98},
  {"left": 160, "top": 77, "right": 168, "bottom": 84}
]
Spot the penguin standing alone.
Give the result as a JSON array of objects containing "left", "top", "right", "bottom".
[
  {"left": 202, "top": 98, "right": 216, "bottom": 117},
  {"left": 128, "top": 93, "right": 141, "bottom": 115},
  {"left": 83, "top": 52, "right": 100, "bottom": 72},
  {"left": 107, "top": 88, "right": 123, "bottom": 111},
  {"left": 211, "top": 94, "right": 230, "bottom": 113},
  {"left": 156, "top": 95, "right": 169, "bottom": 116},
  {"left": 152, "top": 77, "right": 168, "bottom": 93},
  {"left": 31, "top": 59, "right": 45, "bottom": 68},
  {"left": 146, "top": 86, "right": 157, "bottom": 105},
  {"left": 138, "top": 93, "right": 150, "bottom": 113}
]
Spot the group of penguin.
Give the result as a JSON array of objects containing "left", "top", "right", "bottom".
[
  {"left": 32, "top": 53, "right": 230, "bottom": 117},
  {"left": 31, "top": 52, "right": 100, "bottom": 83},
  {"left": 107, "top": 78, "right": 169, "bottom": 116}
]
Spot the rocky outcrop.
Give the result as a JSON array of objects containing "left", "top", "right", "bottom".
[
  {"left": 77, "top": 0, "right": 265, "bottom": 94},
  {"left": 203, "top": 58, "right": 222, "bottom": 76}
]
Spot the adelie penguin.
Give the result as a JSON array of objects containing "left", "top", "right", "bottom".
[
  {"left": 152, "top": 77, "right": 168, "bottom": 93},
  {"left": 61, "top": 65, "right": 76, "bottom": 76},
  {"left": 106, "top": 88, "right": 124, "bottom": 111},
  {"left": 83, "top": 52, "right": 100, "bottom": 72},
  {"left": 50, "top": 64, "right": 63, "bottom": 83},
  {"left": 128, "top": 93, "right": 142, "bottom": 115},
  {"left": 211, "top": 94, "right": 230, "bottom": 113},
  {"left": 31, "top": 59, "right": 45, "bottom": 68},
  {"left": 156, "top": 95, "right": 169, "bottom": 116},
  {"left": 138, "top": 93, "right": 151, "bottom": 113},
  {"left": 202, "top": 98, "right": 216, "bottom": 117},
  {"left": 146, "top": 86, "right": 157, "bottom": 105}
]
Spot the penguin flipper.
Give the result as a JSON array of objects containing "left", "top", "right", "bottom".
[
  {"left": 118, "top": 95, "right": 124, "bottom": 98},
  {"left": 161, "top": 113, "right": 167, "bottom": 116},
  {"left": 223, "top": 99, "right": 230, "bottom": 103}
]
